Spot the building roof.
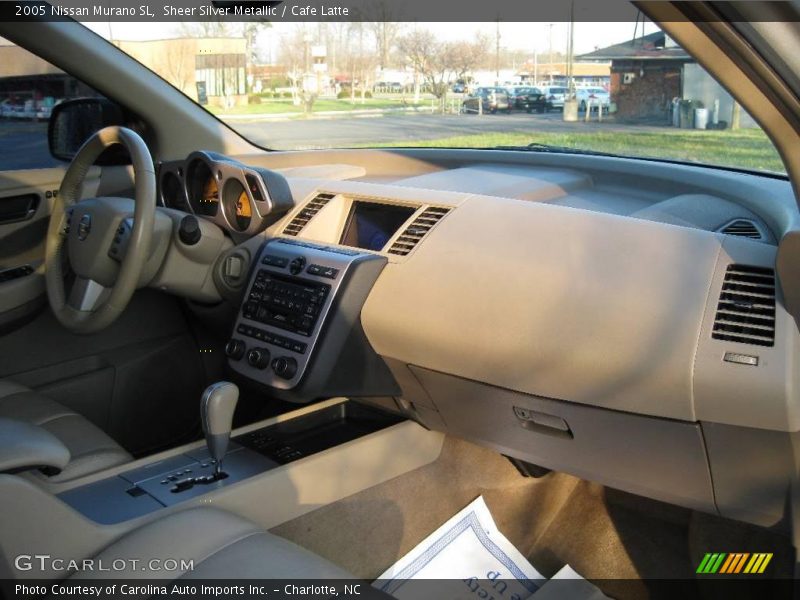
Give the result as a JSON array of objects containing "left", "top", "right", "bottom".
[
  {"left": 578, "top": 30, "right": 692, "bottom": 62},
  {"left": 518, "top": 61, "right": 611, "bottom": 78}
]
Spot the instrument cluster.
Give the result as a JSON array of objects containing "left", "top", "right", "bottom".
[{"left": 158, "top": 151, "right": 293, "bottom": 235}]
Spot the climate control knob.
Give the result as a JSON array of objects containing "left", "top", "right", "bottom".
[
  {"left": 247, "top": 347, "right": 271, "bottom": 370},
  {"left": 289, "top": 256, "right": 306, "bottom": 275},
  {"left": 224, "top": 338, "right": 246, "bottom": 361},
  {"left": 272, "top": 356, "right": 298, "bottom": 379}
]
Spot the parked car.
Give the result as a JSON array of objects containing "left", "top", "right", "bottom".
[
  {"left": 540, "top": 85, "right": 568, "bottom": 110},
  {"left": 373, "top": 81, "right": 403, "bottom": 93},
  {"left": 576, "top": 86, "right": 610, "bottom": 111},
  {"left": 462, "top": 87, "right": 511, "bottom": 114},
  {"left": 451, "top": 82, "right": 467, "bottom": 94},
  {"left": 511, "top": 86, "right": 550, "bottom": 113}
]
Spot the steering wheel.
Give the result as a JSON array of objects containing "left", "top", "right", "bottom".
[{"left": 45, "top": 126, "right": 156, "bottom": 334}]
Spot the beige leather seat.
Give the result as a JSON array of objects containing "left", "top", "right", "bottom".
[
  {"left": 69, "top": 507, "right": 353, "bottom": 580},
  {"left": 0, "top": 380, "right": 130, "bottom": 482}
]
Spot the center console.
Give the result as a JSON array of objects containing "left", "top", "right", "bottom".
[
  {"left": 225, "top": 238, "right": 399, "bottom": 402},
  {"left": 58, "top": 399, "right": 404, "bottom": 525}
]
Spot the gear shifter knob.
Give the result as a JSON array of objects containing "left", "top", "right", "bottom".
[{"left": 200, "top": 382, "right": 239, "bottom": 477}]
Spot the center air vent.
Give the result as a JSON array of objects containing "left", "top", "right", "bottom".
[
  {"left": 712, "top": 264, "right": 776, "bottom": 347},
  {"left": 388, "top": 206, "right": 451, "bottom": 256},
  {"left": 719, "top": 219, "right": 762, "bottom": 240},
  {"left": 283, "top": 193, "right": 334, "bottom": 236}
]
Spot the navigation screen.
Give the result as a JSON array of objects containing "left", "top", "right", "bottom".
[{"left": 340, "top": 201, "right": 416, "bottom": 251}]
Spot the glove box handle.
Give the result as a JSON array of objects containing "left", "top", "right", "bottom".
[{"left": 513, "top": 406, "right": 573, "bottom": 440}]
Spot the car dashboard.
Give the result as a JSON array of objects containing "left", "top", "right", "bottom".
[{"left": 155, "top": 147, "right": 800, "bottom": 531}]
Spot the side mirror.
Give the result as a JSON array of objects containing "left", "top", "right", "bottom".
[{"left": 48, "top": 98, "right": 131, "bottom": 165}]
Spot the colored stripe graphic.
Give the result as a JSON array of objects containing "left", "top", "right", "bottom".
[
  {"left": 718, "top": 553, "right": 736, "bottom": 573},
  {"left": 697, "top": 553, "right": 727, "bottom": 573},
  {"left": 744, "top": 553, "right": 773, "bottom": 574},
  {"left": 698, "top": 552, "right": 773, "bottom": 574},
  {"left": 719, "top": 554, "right": 735, "bottom": 574},
  {"left": 733, "top": 553, "right": 750, "bottom": 573},
  {"left": 696, "top": 553, "right": 714, "bottom": 574}
]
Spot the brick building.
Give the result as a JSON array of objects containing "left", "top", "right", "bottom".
[{"left": 579, "top": 31, "right": 692, "bottom": 120}]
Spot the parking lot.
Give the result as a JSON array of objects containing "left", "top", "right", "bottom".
[
  {"left": 230, "top": 110, "right": 663, "bottom": 150},
  {"left": 0, "top": 110, "right": 669, "bottom": 168}
]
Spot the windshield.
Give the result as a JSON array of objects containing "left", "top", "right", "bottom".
[{"left": 87, "top": 20, "right": 786, "bottom": 175}]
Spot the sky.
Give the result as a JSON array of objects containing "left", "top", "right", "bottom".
[{"left": 85, "top": 20, "right": 659, "bottom": 62}]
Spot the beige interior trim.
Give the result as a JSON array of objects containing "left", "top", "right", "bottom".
[
  {"left": 0, "top": 398, "right": 444, "bottom": 579},
  {"left": 362, "top": 192, "right": 721, "bottom": 422}
]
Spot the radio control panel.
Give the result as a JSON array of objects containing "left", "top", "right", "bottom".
[{"left": 227, "top": 239, "right": 364, "bottom": 390}]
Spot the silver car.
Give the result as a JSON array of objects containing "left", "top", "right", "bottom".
[{"left": 540, "top": 85, "right": 568, "bottom": 110}]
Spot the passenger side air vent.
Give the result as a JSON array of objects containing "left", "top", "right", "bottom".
[
  {"left": 282, "top": 193, "right": 334, "bottom": 236},
  {"left": 388, "top": 206, "right": 451, "bottom": 256},
  {"left": 712, "top": 264, "right": 776, "bottom": 347},
  {"left": 719, "top": 219, "right": 762, "bottom": 240}
]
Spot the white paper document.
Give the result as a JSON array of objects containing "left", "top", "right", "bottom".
[{"left": 373, "top": 496, "right": 545, "bottom": 600}]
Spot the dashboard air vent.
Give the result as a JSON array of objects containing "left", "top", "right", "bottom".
[
  {"left": 388, "top": 206, "right": 451, "bottom": 256},
  {"left": 283, "top": 193, "right": 334, "bottom": 236},
  {"left": 719, "top": 219, "right": 762, "bottom": 240},
  {"left": 712, "top": 264, "right": 776, "bottom": 347}
]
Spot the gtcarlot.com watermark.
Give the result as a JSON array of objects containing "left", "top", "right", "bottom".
[{"left": 14, "top": 554, "right": 194, "bottom": 573}]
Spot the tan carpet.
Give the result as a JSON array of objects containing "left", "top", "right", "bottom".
[{"left": 271, "top": 436, "right": 793, "bottom": 597}]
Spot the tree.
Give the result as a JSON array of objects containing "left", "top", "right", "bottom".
[
  {"left": 363, "top": 2, "right": 403, "bottom": 71},
  {"left": 449, "top": 34, "right": 490, "bottom": 82},
  {"left": 370, "top": 21, "right": 403, "bottom": 71},
  {"left": 278, "top": 26, "right": 320, "bottom": 113},
  {"left": 397, "top": 30, "right": 487, "bottom": 109},
  {"left": 156, "top": 39, "right": 196, "bottom": 96},
  {"left": 241, "top": 22, "right": 272, "bottom": 64}
]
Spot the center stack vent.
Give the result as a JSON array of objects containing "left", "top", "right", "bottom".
[
  {"left": 282, "top": 193, "right": 335, "bottom": 236},
  {"left": 388, "top": 206, "right": 451, "bottom": 256},
  {"left": 712, "top": 264, "right": 776, "bottom": 347}
]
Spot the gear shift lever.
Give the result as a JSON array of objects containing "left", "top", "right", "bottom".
[{"left": 200, "top": 382, "right": 239, "bottom": 478}]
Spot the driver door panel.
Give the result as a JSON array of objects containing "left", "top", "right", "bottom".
[
  {"left": 0, "top": 167, "right": 70, "bottom": 332},
  {"left": 0, "top": 167, "right": 103, "bottom": 332},
  {"left": 0, "top": 41, "right": 207, "bottom": 458},
  {"left": 0, "top": 166, "right": 206, "bottom": 457}
]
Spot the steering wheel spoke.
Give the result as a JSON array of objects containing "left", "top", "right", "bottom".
[{"left": 67, "top": 277, "right": 109, "bottom": 312}]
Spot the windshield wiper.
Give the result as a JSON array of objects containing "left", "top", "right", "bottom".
[{"left": 493, "top": 143, "right": 616, "bottom": 157}]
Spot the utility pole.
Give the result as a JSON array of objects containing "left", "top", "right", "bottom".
[
  {"left": 567, "top": 7, "right": 575, "bottom": 95},
  {"left": 495, "top": 20, "right": 501, "bottom": 84},
  {"left": 731, "top": 100, "right": 741, "bottom": 130},
  {"left": 548, "top": 23, "right": 553, "bottom": 66}
]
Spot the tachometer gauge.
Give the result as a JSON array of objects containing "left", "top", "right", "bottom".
[
  {"left": 186, "top": 158, "right": 219, "bottom": 216},
  {"left": 202, "top": 177, "right": 218, "bottom": 208}
]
